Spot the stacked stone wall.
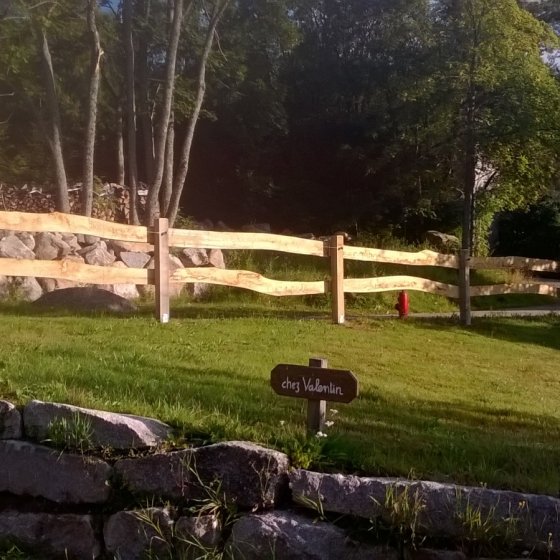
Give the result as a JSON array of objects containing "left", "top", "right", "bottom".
[{"left": 0, "top": 399, "right": 558, "bottom": 559}]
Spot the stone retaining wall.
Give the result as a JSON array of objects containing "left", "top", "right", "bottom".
[
  {"left": 0, "top": 228, "right": 226, "bottom": 303},
  {"left": 0, "top": 399, "right": 557, "bottom": 560}
]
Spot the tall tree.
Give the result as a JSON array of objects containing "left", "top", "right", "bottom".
[
  {"left": 81, "top": 0, "right": 103, "bottom": 217},
  {"left": 165, "top": 0, "right": 231, "bottom": 226},
  {"left": 432, "top": 0, "right": 560, "bottom": 251},
  {"left": 145, "top": 0, "right": 190, "bottom": 223}
]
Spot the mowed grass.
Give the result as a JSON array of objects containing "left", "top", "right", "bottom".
[{"left": 1, "top": 301, "right": 559, "bottom": 495}]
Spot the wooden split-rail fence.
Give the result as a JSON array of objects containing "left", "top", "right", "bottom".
[{"left": 0, "top": 211, "right": 558, "bottom": 323}]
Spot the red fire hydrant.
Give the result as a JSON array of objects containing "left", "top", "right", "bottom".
[{"left": 395, "top": 290, "right": 409, "bottom": 318}]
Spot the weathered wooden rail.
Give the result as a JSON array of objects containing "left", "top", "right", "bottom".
[{"left": 0, "top": 211, "right": 558, "bottom": 323}]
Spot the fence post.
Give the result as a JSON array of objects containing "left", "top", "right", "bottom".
[
  {"left": 153, "top": 217, "right": 170, "bottom": 323},
  {"left": 459, "top": 248, "right": 471, "bottom": 326},
  {"left": 330, "top": 234, "right": 345, "bottom": 324},
  {"left": 307, "top": 357, "right": 327, "bottom": 435}
]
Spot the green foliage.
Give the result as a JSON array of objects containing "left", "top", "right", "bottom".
[
  {"left": 493, "top": 193, "right": 560, "bottom": 260},
  {"left": 46, "top": 413, "right": 94, "bottom": 453},
  {"left": 455, "top": 494, "right": 520, "bottom": 556},
  {"left": 374, "top": 485, "right": 426, "bottom": 551}
]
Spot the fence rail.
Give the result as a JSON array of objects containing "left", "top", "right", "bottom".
[{"left": 0, "top": 211, "right": 558, "bottom": 323}]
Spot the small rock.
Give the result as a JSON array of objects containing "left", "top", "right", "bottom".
[
  {"left": 15, "top": 232, "right": 35, "bottom": 251},
  {"left": 0, "top": 275, "right": 9, "bottom": 298},
  {"left": 0, "top": 235, "right": 35, "bottom": 259},
  {"left": 242, "top": 223, "right": 271, "bottom": 233},
  {"left": 142, "top": 255, "right": 184, "bottom": 298},
  {"left": 107, "top": 239, "right": 154, "bottom": 256},
  {"left": 175, "top": 514, "right": 222, "bottom": 553},
  {"left": 120, "top": 251, "right": 151, "bottom": 269},
  {"left": 104, "top": 508, "right": 174, "bottom": 560},
  {"left": 109, "top": 261, "right": 141, "bottom": 300},
  {"left": 10, "top": 276, "right": 43, "bottom": 301},
  {"left": 61, "top": 233, "right": 81, "bottom": 252},
  {"left": 181, "top": 248, "right": 209, "bottom": 267},
  {"left": 0, "top": 400, "right": 22, "bottom": 439},
  {"left": 208, "top": 248, "right": 226, "bottom": 269},
  {"left": 34, "top": 231, "right": 70, "bottom": 260},
  {"left": 80, "top": 240, "right": 116, "bottom": 266}
]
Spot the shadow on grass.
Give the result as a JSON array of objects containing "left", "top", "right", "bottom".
[
  {"left": 0, "top": 300, "right": 329, "bottom": 321},
  {"left": 166, "top": 369, "right": 560, "bottom": 493},
  {"left": 410, "top": 316, "right": 560, "bottom": 352}
]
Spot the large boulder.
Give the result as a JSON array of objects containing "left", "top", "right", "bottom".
[
  {"left": 0, "top": 400, "right": 22, "bottom": 439},
  {"left": 289, "top": 470, "right": 560, "bottom": 554},
  {"left": 0, "top": 440, "right": 111, "bottom": 503},
  {"left": 115, "top": 442, "right": 290, "bottom": 510},
  {"left": 227, "top": 512, "right": 398, "bottom": 560},
  {"left": 0, "top": 512, "right": 101, "bottom": 560},
  {"left": 33, "top": 286, "right": 137, "bottom": 314},
  {"left": 24, "top": 400, "right": 173, "bottom": 450}
]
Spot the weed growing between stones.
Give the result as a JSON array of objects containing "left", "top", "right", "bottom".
[
  {"left": 293, "top": 492, "right": 327, "bottom": 522},
  {"left": 455, "top": 492, "right": 520, "bottom": 558},
  {"left": 183, "top": 454, "right": 238, "bottom": 529},
  {"left": 128, "top": 456, "right": 241, "bottom": 559},
  {"left": 45, "top": 412, "right": 94, "bottom": 454},
  {"left": 0, "top": 543, "right": 37, "bottom": 560},
  {"left": 371, "top": 484, "right": 427, "bottom": 554}
]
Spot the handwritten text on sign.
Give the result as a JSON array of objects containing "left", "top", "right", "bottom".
[{"left": 270, "top": 364, "right": 358, "bottom": 403}]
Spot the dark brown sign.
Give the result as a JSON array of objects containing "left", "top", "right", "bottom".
[{"left": 271, "top": 364, "right": 358, "bottom": 403}]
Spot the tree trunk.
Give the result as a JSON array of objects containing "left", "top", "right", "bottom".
[
  {"left": 117, "top": 104, "right": 125, "bottom": 185},
  {"left": 123, "top": 0, "right": 140, "bottom": 224},
  {"left": 145, "top": 0, "right": 188, "bottom": 225},
  {"left": 137, "top": 0, "right": 154, "bottom": 185},
  {"left": 166, "top": 0, "right": 230, "bottom": 226},
  {"left": 160, "top": 111, "right": 175, "bottom": 216},
  {"left": 81, "top": 0, "right": 103, "bottom": 217},
  {"left": 38, "top": 26, "right": 69, "bottom": 213},
  {"left": 459, "top": 61, "right": 477, "bottom": 327}
]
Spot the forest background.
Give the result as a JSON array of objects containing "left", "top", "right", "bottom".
[{"left": 1, "top": 0, "right": 560, "bottom": 259}]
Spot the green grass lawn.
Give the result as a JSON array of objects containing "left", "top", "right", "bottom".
[{"left": 1, "top": 300, "right": 559, "bottom": 495}]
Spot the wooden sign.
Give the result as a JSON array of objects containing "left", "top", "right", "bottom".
[
  {"left": 271, "top": 363, "right": 358, "bottom": 404},
  {"left": 271, "top": 358, "right": 358, "bottom": 435}
]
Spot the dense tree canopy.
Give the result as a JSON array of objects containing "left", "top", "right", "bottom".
[{"left": 0, "top": 0, "right": 559, "bottom": 253}]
